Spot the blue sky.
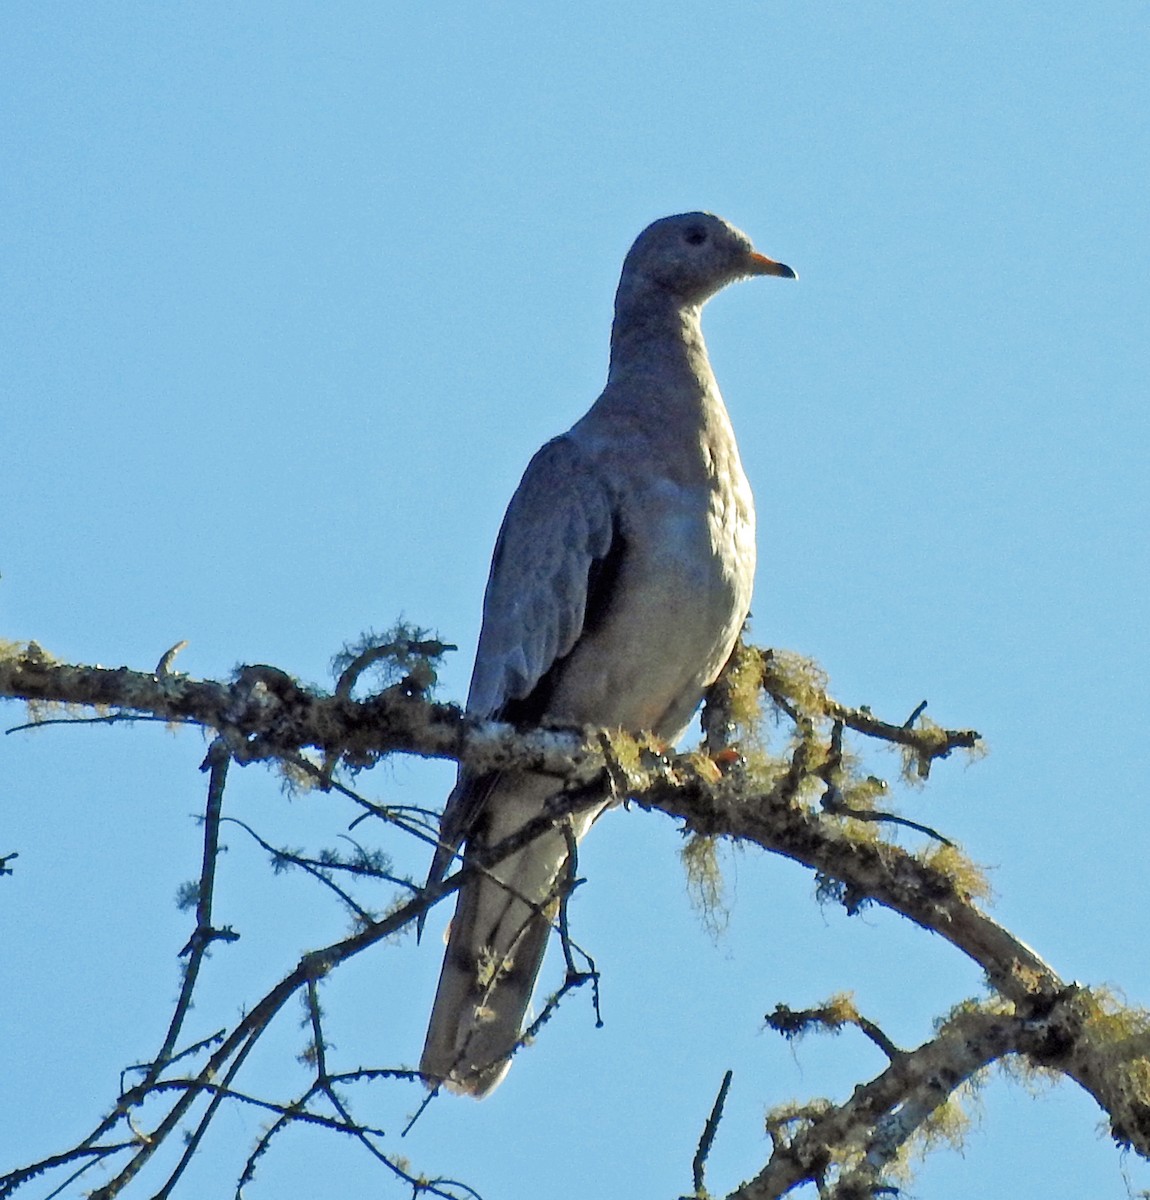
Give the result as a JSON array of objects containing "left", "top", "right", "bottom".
[{"left": 2, "top": 2, "right": 1148, "bottom": 1197}]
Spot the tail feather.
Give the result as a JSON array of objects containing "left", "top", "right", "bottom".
[
  {"left": 420, "top": 876, "right": 554, "bottom": 1096},
  {"left": 420, "top": 771, "right": 609, "bottom": 1096}
]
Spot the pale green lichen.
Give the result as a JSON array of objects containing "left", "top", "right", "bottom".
[
  {"left": 762, "top": 649, "right": 831, "bottom": 717},
  {"left": 894, "top": 1079, "right": 980, "bottom": 1175},
  {"left": 723, "top": 639, "right": 771, "bottom": 746},
  {"left": 821, "top": 991, "right": 862, "bottom": 1028},
  {"left": 763, "top": 1097, "right": 835, "bottom": 1143},
  {"left": 1, "top": 639, "right": 58, "bottom": 664},
  {"left": 734, "top": 746, "right": 793, "bottom": 793},
  {"left": 20, "top": 698, "right": 72, "bottom": 725},
  {"left": 839, "top": 772, "right": 888, "bottom": 812},
  {"left": 600, "top": 727, "right": 655, "bottom": 786},
  {"left": 276, "top": 756, "right": 322, "bottom": 795},
  {"left": 680, "top": 833, "right": 730, "bottom": 940},
  {"left": 934, "top": 995, "right": 1014, "bottom": 1031},
  {"left": 898, "top": 714, "right": 950, "bottom": 783},
  {"left": 1078, "top": 987, "right": 1150, "bottom": 1116},
  {"left": 330, "top": 620, "right": 453, "bottom": 695},
  {"left": 916, "top": 842, "right": 993, "bottom": 903}
]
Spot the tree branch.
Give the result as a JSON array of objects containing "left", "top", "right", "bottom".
[{"left": 4, "top": 636, "right": 1149, "bottom": 1197}]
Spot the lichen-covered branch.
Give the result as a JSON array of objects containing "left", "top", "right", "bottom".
[
  {"left": 0, "top": 639, "right": 600, "bottom": 782},
  {"left": 730, "top": 984, "right": 1150, "bottom": 1199},
  {"left": 3, "top": 633, "right": 1149, "bottom": 1199},
  {"left": 742, "top": 1001, "right": 1021, "bottom": 1198}
]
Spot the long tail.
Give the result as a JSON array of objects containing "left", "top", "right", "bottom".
[
  {"left": 420, "top": 770, "right": 606, "bottom": 1096},
  {"left": 419, "top": 863, "right": 556, "bottom": 1096}
]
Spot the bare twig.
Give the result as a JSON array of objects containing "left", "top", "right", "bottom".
[
  {"left": 155, "top": 640, "right": 189, "bottom": 678},
  {"left": 691, "top": 1069, "right": 733, "bottom": 1198}
]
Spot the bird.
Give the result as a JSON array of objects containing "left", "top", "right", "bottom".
[{"left": 420, "top": 212, "right": 795, "bottom": 1097}]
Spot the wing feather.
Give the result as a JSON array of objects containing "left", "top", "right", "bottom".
[
  {"left": 421, "top": 434, "right": 616, "bottom": 899},
  {"left": 466, "top": 435, "right": 615, "bottom": 719}
]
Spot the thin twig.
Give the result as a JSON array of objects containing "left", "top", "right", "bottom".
[{"left": 692, "top": 1069, "right": 734, "bottom": 1197}]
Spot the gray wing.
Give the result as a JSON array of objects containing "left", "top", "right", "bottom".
[
  {"left": 423, "top": 434, "right": 616, "bottom": 892},
  {"left": 466, "top": 434, "right": 616, "bottom": 720}
]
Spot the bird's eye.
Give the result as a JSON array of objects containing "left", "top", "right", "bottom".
[{"left": 683, "top": 226, "right": 707, "bottom": 246}]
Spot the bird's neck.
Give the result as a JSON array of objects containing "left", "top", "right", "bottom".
[
  {"left": 606, "top": 283, "right": 714, "bottom": 399},
  {"left": 588, "top": 283, "right": 739, "bottom": 488}
]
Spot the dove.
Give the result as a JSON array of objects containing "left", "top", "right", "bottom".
[{"left": 420, "top": 212, "right": 794, "bottom": 1096}]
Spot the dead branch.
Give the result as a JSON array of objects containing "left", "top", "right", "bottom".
[{"left": 3, "top": 636, "right": 1149, "bottom": 1199}]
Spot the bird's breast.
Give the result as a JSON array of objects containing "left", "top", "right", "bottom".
[{"left": 548, "top": 465, "right": 755, "bottom": 741}]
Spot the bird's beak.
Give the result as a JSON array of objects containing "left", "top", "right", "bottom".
[{"left": 748, "top": 252, "right": 796, "bottom": 280}]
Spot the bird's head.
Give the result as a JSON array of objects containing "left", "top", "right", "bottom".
[{"left": 620, "top": 212, "right": 795, "bottom": 307}]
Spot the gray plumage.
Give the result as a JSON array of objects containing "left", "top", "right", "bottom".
[{"left": 420, "top": 212, "right": 795, "bottom": 1096}]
